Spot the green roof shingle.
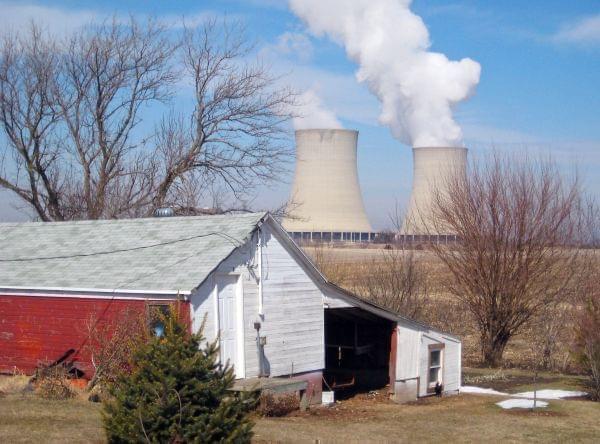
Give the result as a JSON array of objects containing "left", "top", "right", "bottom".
[{"left": 0, "top": 212, "right": 265, "bottom": 293}]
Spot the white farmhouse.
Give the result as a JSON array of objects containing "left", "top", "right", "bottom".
[{"left": 0, "top": 212, "right": 460, "bottom": 403}]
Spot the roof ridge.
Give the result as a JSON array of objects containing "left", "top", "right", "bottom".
[{"left": 0, "top": 211, "right": 267, "bottom": 228}]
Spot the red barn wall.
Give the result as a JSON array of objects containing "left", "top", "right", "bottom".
[{"left": 0, "top": 295, "right": 189, "bottom": 378}]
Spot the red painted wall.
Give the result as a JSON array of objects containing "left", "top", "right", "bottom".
[{"left": 0, "top": 295, "right": 189, "bottom": 377}]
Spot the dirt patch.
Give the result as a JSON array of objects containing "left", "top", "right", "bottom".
[{"left": 287, "top": 390, "right": 392, "bottom": 421}]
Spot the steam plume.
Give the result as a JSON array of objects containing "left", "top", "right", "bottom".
[
  {"left": 293, "top": 89, "right": 343, "bottom": 130},
  {"left": 289, "top": 0, "right": 481, "bottom": 147}
]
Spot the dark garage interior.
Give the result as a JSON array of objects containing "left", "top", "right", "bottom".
[{"left": 323, "top": 307, "right": 395, "bottom": 395}]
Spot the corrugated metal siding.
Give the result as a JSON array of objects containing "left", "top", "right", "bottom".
[{"left": 0, "top": 295, "right": 189, "bottom": 377}]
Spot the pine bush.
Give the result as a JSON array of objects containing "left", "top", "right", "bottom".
[{"left": 103, "top": 311, "right": 256, "bottom": 442}]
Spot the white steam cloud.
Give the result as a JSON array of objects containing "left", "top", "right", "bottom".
[
  {"left": 289, "top": 0, "right": 481, "bottom": 147},
  {"left": 293, "top": 89, "right": 343, "bottom": 130}
]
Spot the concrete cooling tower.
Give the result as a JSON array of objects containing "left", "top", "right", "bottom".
[
  {"left": 283, "top": 129, "right": 373, "bottom": 242},
  {"left": 402, "top": 147, "right": 468, "bottom": 236}
]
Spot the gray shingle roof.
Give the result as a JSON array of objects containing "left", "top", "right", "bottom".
[{"left": 0, "top": 212, "right": 266, "bottom": 293}]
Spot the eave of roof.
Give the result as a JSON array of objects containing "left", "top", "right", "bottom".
[{"left": 264, "top": 214, "right": 461, "bottom": 342}]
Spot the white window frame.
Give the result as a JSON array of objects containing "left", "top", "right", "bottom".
[{"left": 427, "top": 344, "right": 444, "bottom": 392}]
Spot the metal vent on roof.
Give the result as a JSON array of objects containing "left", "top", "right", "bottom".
[{"left": 154, "top": 207, "right": 174, "bottom": 217}]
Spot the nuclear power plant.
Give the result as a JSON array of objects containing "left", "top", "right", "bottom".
[
  {"left": 283, "top": 129, "right": 467, "bottom": 243},
  {"left": 402, "top": 147, "right": 468, "bottom": 238},
  {"left": 282, "top": 129, "right": 374, "bottom": 242}
]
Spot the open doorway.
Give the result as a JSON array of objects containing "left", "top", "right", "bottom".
[{"left": 324, "top": 308, "right": 395, "bottom": 398}]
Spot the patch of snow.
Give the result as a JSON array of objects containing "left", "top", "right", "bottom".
[
  {"left": 460, "top": 386, "right": 508, "bottom": 396},
  {"left": 496, "top": 399, "right": 548, "bottom": 409},
  {"left": 514, "top": 389, "right": 587, "bottom": 400}
]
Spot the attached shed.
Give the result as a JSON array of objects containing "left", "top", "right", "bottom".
[{"left": 0, "top": 212, "right": 460, "bottom": 403}]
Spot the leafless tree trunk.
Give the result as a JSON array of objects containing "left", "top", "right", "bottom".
[
  {"left": 0, "top": 19, "right": 294, "bottom": 221},
  {"left": 426, "top": 152, "right": 582, "bottom": 366},
  {"left": 572, "top": 205, "right": 600, "bottom": 400}
]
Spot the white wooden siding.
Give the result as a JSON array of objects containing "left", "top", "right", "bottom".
[
  {"left": 254, "top": 224, "right": 324, "bottom": 377},
  {"left": 189, "top": 218, "right": 461, "bottom": 396},
  {"left": 396, "top": 325, "right": 421, "bottom": 380},
  {"left": 418, "top": 331, "right": 461, "bottom": 396},
  {"left": 189, "top": 223, "right": 325, "bottom": 379}
]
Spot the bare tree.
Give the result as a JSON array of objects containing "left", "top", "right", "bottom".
[
  {"left": 0, "top": 19, "right": 294, "bottom": 220},
  {"left": 0, "top": 20, "right": 174, "bottom": 220},
  {"left": 425, "top": 152, "right": 582, "bottom": 366},
  {"left": 353, "top": 249, "right": 430, "bottom": 321},
  {"left": 151, "top": 20, "right": 295, "bottom": 213},
  {"left": 0, "top": 25, "right": 61, "bottom": 220}
]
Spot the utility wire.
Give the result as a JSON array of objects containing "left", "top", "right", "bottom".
[
  {"left": 0, "top": 231, "right": 242, "bottom": 263},
  {"left": 75, "top": 244, "right": 213, "bottom": 355}
]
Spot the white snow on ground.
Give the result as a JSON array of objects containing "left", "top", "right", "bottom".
[
  {"left": 497, "top": 399, "right": 548, "bottom": 409},
  {"left": 514, "top": 389, "right": 587, "bottom": 400},
  {"left": 460, "top": 386, "right": 508, "bottom": 396}
]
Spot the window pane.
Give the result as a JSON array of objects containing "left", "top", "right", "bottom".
[
  {"left": 429, "top": 367, "right": 439, "bottom": 383},
  {"left": 149, "top": 305, "right": 170, "bottom": 337},
  {"left": 430, "top": 350, "right": 441, "bottom": 367}
]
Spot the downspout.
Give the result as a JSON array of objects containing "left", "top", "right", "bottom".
[
  {"left": 258, "top": 226, "right": 263, "bottom": 316},
  {"left": 255, "top": 225, "right": 268, "bottom": 377}
]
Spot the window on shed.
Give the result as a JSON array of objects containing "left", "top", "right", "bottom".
[
  {"left": 147, "top": 304, "right": 171, "bottom": 337},
  {"left": 427, "top": 344, "right": 444, "bottom": 390}
]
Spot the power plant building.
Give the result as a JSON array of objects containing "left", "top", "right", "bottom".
[
  {"left": 402, "top": 146, "right": 468, "bottom": 238},
  {"left": 283, "top": 129, "right": 373, "bottom": 242}
]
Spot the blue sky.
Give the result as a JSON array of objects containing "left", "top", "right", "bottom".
[{"left": 0, "top": 0, "right": 599, "bottom": 228}]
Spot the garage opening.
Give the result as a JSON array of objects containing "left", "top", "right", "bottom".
[{"left": 324, "top": 307, "right": 395, "bottom": 397}]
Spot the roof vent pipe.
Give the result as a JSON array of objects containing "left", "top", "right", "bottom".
[{"left": 154, "top": 207, "right": 175, "bottom": 217}]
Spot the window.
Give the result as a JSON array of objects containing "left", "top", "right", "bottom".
[
  {"left": 147, "top": 304, "right": 171, "bottom": 337},
  {"left": 428, "top": 344, "right": 444, "bottom": 391}
]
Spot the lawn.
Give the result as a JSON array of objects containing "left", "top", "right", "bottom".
[
  {"left": 1, "top": 371, "right": 599, "bottom": 443},
  {"left": 0, "top": 394, "right": 103, "bottom": 443},
  {"left": 254, "top": 394, "right": 600, "bottom": 443}
]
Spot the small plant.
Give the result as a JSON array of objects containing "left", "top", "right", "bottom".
[
  {"left": 37, "top": 366, "right": 75, "bottom": 400},
  {"left": 573, "top": 292, "right": 600, "bottom": 401},
  {"left": 463, "top": 370, "right": 509, "bottom": 385},
  {"left": 256, "top": 391, "right": 300, "bottom": 417},
  {"left": 103, "top": 309, "right": 257, "bottom": 442},
  {"left": 82, "top": 306, "right": 149, "bottom": 392}
]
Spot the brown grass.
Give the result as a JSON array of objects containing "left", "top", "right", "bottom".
[
  {"left": 0, "top": 393, "right": 103, "bottom": 443},
  {"left": 253, "top": 394, "right": 600, "bottom": 443},
  {"left": 0, "top": 371, "right": 599, "bottom": 443}
]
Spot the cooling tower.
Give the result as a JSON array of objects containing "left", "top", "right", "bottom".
[
  {"left": 402, "top": 147, "right": 468, "bottom": 235},
  {"left": 282, "top": 129, "right": 372, "bottom": 235}
]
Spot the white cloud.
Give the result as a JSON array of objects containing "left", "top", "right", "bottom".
[
  {"left": 260, "top": 36, "right": 380, "bottom": 128},
  {"left": 0, "top": 2, "right": 99, "bottom": 37},
  {"left": 293, "top": 89, "right": 343, "bottom": 129},
  {"left": 273, "top": 32, "right": 314, "bottom": 62},
  {"left": 0, "top": 2, "right": 217, "bottom": 37},
  {"left": 553, "top": 13, "right": 600, "bottom": 45}
]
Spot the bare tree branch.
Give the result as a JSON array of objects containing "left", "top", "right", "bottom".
[{"left": 425, "top": 151, "right": 583, "bottom": 366}]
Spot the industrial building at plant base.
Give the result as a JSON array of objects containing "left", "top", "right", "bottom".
[{"left": 0, "top": 213, "right": 460, "bottom": 403}]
